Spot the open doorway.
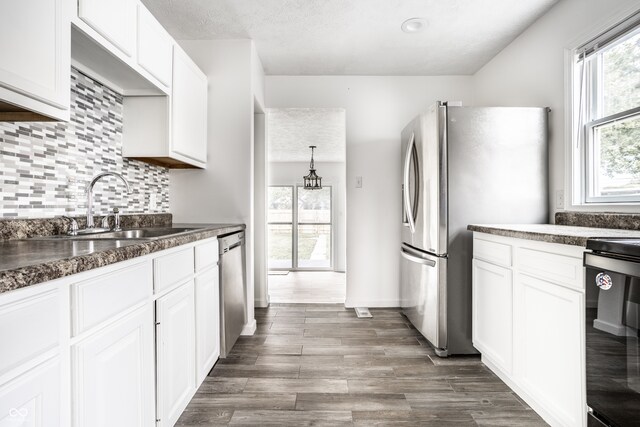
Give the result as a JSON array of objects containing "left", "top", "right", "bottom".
[{"left": 266, "top": 108, "right": 346, "bottom": 304}]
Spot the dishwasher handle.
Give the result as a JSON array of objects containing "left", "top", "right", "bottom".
[{"left": 223, "top": 241, "right": 243, "bottom": 253}]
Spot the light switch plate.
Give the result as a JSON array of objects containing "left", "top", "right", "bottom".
[
  {"left": 356, "top": 176, "right": 362, "bottom": 188},
  {"left": 555, "top": 190, "right": 564, "bottom": 209}
]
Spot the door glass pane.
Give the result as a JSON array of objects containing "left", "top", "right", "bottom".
[
  {"left": 298, "top": 224, "right": 331, "bottom": 269},
  {"left": 298, "top": 187, "right": 331, "bottom": 223},
  {"left": 268, "top": 187, "right": 293, "bottom": 223},
  {"left": 590, "top": 114, "right": 640, "bottom": 198},
  {"left": 268, "top": 224, "right": 292, "bottom": 269},
  {"left": 268, "top": 186, "right": 293, "bottom": 269}
]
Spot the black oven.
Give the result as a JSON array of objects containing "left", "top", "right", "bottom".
[{"left": 584, "top": 238, "right": 640, "bottom": 427}]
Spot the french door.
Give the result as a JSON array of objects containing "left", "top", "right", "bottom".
[{"left": 268, "top": 185, "right": 332, "bottom": 270}]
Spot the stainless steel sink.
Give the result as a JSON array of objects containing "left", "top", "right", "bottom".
[{"left": 28, "top": 227, "right": 200, "bottom": 241}]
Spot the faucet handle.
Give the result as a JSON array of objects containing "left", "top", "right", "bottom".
[
  {"left": 61, "top": 216, "right": 79, "bottom": 236},
  {"left": 101, "top": 208, "right": 122, "bottom": 231},
  {"left": 113, "top": 208, "right": 121, "bottom": 231}
]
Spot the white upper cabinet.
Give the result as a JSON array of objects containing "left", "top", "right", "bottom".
[
  {"left": 0, "top": 0, "right": 69, "bottom": 121},
  {"left": 123, "top": 44, "right": 208, "bottom": 169},
  {"left": 78, "top": 0, "right": 136, "bottom": 58},
  {"left": 171, "top": 45, "right": 208, "bottom": 165},
  {"left": 137, "top": 4, "right": 173, "bottom": 88}
]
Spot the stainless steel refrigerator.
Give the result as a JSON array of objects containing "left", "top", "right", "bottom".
[{"left": 400, "top": 101, "right": 548, "bottom": 356}]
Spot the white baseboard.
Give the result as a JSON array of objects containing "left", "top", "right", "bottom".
[
  {"left": 241, "top": 318, "right": 257, "bottom": 335},
  {"left": 254, "top": 297, "right": 269, "bottom": 308}
]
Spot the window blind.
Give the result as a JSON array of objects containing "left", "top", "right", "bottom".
[{"left": 577, "top": 10, "right": 640, "bottom": 60}]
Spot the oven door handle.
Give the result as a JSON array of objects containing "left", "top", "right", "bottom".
[{"left": 584, "top": 252, "right": 640, "bottom": 277}]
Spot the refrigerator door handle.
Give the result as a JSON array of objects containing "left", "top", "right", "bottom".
[
  {"left": 401, "top": 248, "right": 436, "bottom": 267},
  {"left": 403, "top": 133, "right": 416, "bottom": 233}
]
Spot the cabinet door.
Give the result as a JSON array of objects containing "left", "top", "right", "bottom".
[
  {"left": 156, "top": 281, "right": 196, "bottom": 427},
  {"left": 0, "top": 357, "right": 61, "bottom": 427},
  {"left": 171, "top": 46, "right": 208, "bottom": 164},
  {"left": 195, "top": 266, "right": 220, "bottom": 385},
  {"left": 79, "top": 0, "right": 136, "bottom": 58},
  {"left": 137, "top": 5, "right": 173, "bottom": 87},
  {"left": 472, "top": 259, "right": 513, "bottom": 374},
  {"left": 72, "top": 304, "right": 155, "bottom": 427},
  {"left": 514, "top": 274, "right": 584, "bottom": 427},
  {"left": 0, "top": 0, "right": 69, "bottom": 111}
]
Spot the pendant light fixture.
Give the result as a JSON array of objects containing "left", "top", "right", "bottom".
[{"left": 303, "top": 145, "right": 322, "bottom": 190}]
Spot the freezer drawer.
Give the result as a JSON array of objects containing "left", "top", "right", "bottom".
[{"left": 400, "top": 245, "right": 447, "bottom": 354}]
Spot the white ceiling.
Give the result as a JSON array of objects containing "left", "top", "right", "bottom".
[
  {"left": 142, "top": 0, "right": 558, "bottom": 75},
  {"left": 268, "top": 109, "right": 346, "bottom": 163}
]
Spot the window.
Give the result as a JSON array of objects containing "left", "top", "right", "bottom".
[
  {"left": 574, "top": 14, "right": 640, "bottom": 204},
  {"left": 267, "top": 185, "right": 332, "bottom": 270}
]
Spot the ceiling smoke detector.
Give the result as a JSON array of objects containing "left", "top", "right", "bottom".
[{"left": 401, "top": 18, "right": 426, "bottom": 33}]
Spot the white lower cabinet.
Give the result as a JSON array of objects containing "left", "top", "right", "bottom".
[
  {"left": 72, "top": 304, "right": 155, "bottom": 427},
  {"left": 0, "top": 237, "right": 222, "bottom": 427},
  {"left": 472, "top": 232, "right": 586, "bottom": 427},
  {"left": 514, "top": 273, "right": 584, "bottom": 427},
  {"left": 0, "top": 357, "right": 61, "bottom": 427},
  {"left": 195, "top": 266, "right": 220, "bottom": 384},
  {"left": 472, "top": 259, "right": 513, "bottom": 374},
  {"left": 156, "top": 280, "right": 197, "bottom": 427}
]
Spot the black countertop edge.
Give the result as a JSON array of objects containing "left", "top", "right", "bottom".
[{"left": 0, "top": 223, "right": 245, "bottom": 295}]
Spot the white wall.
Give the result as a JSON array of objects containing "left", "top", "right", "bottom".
[
  {"left": 254, "top": 112, "right": 267, "bottom": 307},
  {"left": 472, "top": 0, "right": 640, "bottom": 219},
  {"left": 268, "top": 161, "right": 347, "bottom": 272},
  {"left": 170, "top": 39, "right": 265, "bottom": 332},
  {"left": 266, "top": 76, "right": 474, "bottom": 307}
]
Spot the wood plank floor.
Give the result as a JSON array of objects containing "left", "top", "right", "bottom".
[{"left": 177, "top": 304, "right": 547, "bottom": 426}]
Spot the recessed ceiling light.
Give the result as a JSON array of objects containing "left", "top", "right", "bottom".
[{"left": 401, "top": 18, "right": 426, "bottom": 34}]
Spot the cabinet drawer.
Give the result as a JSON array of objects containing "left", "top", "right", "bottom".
[
  {"left": 195, "top": 239, "right": 219, "bottom": 272},
  {"left": 473, "top": 237, "right": 512, "bottom": 267},
  {"left": 518, "top": 247, "right": 583, "bottom": 291},
  {"left": 0, "top": 290, "right": 60, "bottom": 377},
  {"left": 71, "top": 261, "right": 152, "bottom": 336},
  {"left": 154, "top": 247, "right": 194, "bottom": 292}
]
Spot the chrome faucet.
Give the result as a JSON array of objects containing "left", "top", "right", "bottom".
[{"left": 85, "top": 172, "right": 131, "bottom": 229}]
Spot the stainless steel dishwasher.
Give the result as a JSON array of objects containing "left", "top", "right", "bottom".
[{"left": 218, "top": 231, "right": 247, "bottom": 358}]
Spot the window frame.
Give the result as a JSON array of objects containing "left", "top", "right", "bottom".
[{"left": 568, "top": 9, "right": 640, "bottom": 208}]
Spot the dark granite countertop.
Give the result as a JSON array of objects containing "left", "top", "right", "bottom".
[
  {"left": 0, "top": 223, "right": 244, "bottom": 294},
  {"left": 467, "top": 224, "right": 640, "bottom": 247}
]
